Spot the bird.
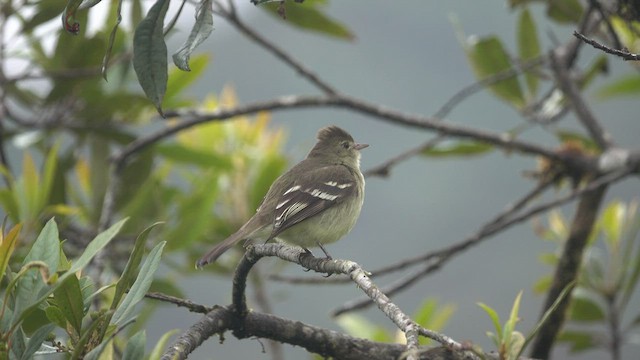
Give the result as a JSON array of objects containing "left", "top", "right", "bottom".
[{"left": 196, "top": 125, "right": 367, "bottom": 268}]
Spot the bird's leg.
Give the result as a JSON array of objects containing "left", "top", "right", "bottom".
[
  {"left": 300, "top": 247, "right": 314, "bottom": 272},
  {"left": 317, "top": 242, "right": 332, "bottom": 260}
]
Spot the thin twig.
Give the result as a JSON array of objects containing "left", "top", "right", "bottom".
[
  {"left": 574, "top": 31, "right": 640, "bottom": 61},
  {"left": 550, "top": 49, "right": 615, "bottom": 149},
  {"left": 216, "top": 1, "right": 339, "bottom": 95},
  {"left": 273, "top": 174, "right": 559, "bottom": 285},
  {"left": 332, "top": 168, "right": 633, "bottom": 314},
  {"left": 364, "top": 135, "right": 445, "bottom": 177},
  {"left": 434, "top": 57, "right": 546, "bottom": 119},
  {"left": 145, "top": 292, "right": 213, "bottom": 313}
]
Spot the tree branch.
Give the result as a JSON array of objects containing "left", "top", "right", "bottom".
[
  {"left": 529, "top": 183, "right": 609, "bottom": 358},
  {"left": 332, "top": 168, "right": 633, "bottom": 314},
  {"left": 550, "top": 50, "right": 615, "bottom": 149},
  {"left": 215, "top": 1, "right": 339, "bottom": 95},
  {"left": 231, "top": 243, "right": 476, "bottom": 359},
  {"left": 573, "top": 31, "right": 640, "bottom": 61},
  {"left": 159, "top": 304, "right": 468, "bottom": 360}
]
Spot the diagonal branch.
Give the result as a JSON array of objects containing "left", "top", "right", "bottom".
[
  {"left": 550, "top": 50, "right": 615, "bottom": 149},
  {"left": 231, "top": 242, "right": 475, "bottom": 360},
  {"left": 215, "top": 1, "right": 339, "bottom": 95},
  {"left": 332, "top": 168, "right": 633, "bottom": 314}
]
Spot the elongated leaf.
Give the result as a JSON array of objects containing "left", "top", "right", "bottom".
[
  {"left": 546, "top": 0, "right": 583, "bottom": 24},
  {"left": 478, "top": 302, "right": 503, "bottom": 340},
  {"left": 71, "top": 219, "right": 128, "bottom": 273},
  {"left": 112, "top": 222, "right": 163, "bottom": 309},
  {"left": 466, "top": 36, "right": 525, "bottom": 108},
  {"left": 422, "top": 141, "right": 494, "bottom": 157},
  {"left": 122, "top": 330, "right": 146, "bottom": 360},
  {"left": 13, "top": 219, "right": 59, "bottom": 319},
  {"left": 133, "top": 0, "right": 169, "bottom": 115},
  {"left": 569, "top": 291, "right": 605, "bottom": 322},
  {"left": 148, "top": 329, "right": 180, "bottom": 360},
  {"left": 263, "top": 0, "right": 353, "bottom": 40},
  {"left": 0, "top": 223, "right": 22, "bottom": 280},
  {"left": 45, "top": 306, "right": 68, "bottom": 329},
  {"left": 557, "top": 330, "right": 595, "bottom": 352},
  {"left": 517, "top": 8, "right": 540, "bottom": 97},
  {"left": 71, "top": 310, "right": 114, "bottom": 360},
  {"left": 53, "top": 275, "right": 84, "bottom": 335},
  {"left": 503, "top": 291, "right": 523, "bottom": 351},
  {"left": 597, "top": 75, "right": 640, "bottom": 99},
  {"left": 101, "top": 0, "right": 125, "bottom": 80},
  {"left": 21, "top": 324, "right": 56, "bottom": 360},
  {"left": 14, "top": 219, "right": 127, "bottom": 329},
  {"left": 155, "top": 142, "right": 232, "bottom": 169},
  {"left": 173, "top": 0, "right": 214, "bottom": 71},
  {"left": 112, "top": 241, "right": 166, "bottom": 325}
]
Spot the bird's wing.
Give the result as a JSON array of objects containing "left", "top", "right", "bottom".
[{"left": 269, "top": 165, "right": 358, "bottom": 239}]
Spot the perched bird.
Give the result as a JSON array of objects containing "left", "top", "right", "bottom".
[{"left": 196, "top": 125, "right": 367, "bottom": 268}]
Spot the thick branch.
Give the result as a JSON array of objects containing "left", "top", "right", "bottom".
[
  {"left": 160, "top": 304, "right": 466, "bottom": 360},
  {"left": 230, "top": 243, "right": 474, "bottom": 360},
  {"left": 529, "top": 184, "right": 608, "bottom": 358}
]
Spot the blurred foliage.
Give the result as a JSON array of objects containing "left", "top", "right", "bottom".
[
  {"left": 0, "top": 219, "right": 171, "bottom": 359},
  {"left": 533, "top": 200, "right": 640, "bottom": 353},
  {"left": 0, "top": 0, "right": 638, "bottom": 358}
]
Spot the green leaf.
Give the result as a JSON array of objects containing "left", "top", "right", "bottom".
[
  {"left": 45, "top": 306, "right": 67, "bottom": 329},
  {"left": 13, "top": 219, "right": 126, "bottom": 330},
  {"left": 172, "top": 0, "right": 214, "bottom": 71},
  {"left": 263, "top": 0, "right": 354, "bottom": 40},
  {"left": 335, "top": 314, "right": 391, "bottom": 343},
  {"left": 557, "top": 330, "right": 596, "bottom": 352},
  {"left": 112, "top": 222, "right": 163, "bottom": 309},
  {"left": 112, "top": 241, "right": 166, "bottom": 326},
  {"left": 0, "top": 223, "right": 22, "bottom": 281},
  {"left": 155, "top": 142, "right": 233, "bottom": 169},
  {"left": 597, "top": 75, "right": 640, "bottom": 99},
  {"left": 503, "top": 291, "right": 523, "bottom": 353},
  {"left": 71, "top": 310, "right": 113, "bottom": 360},
  {"left": 466, "top": 36, "right": 525, "bottom": 108},
  {"left": 53, "top": 275, "right": 85, "bottom": 336},
  {"left": 101, "top": 0, "right": 125, "bottom": 80},
  {"left": 601, "top": 201, "right": 623, "bottom": 248},
  {"left": 133, "top": 0, "right": 169, "bottom": 115},
  {"left": 70, "top": 219, "right": 128, "bottom": 273},
  {"left": 546, "top": 0, "right": 583, "bottom": 24},
  {"left": 477, "top": 302, "right": 503, "bottom": 341},
  {"left": 21, "top": 324, "right": 56, "bottom": 360},
  {"left": 569, "top": 291, "right": 605, "bottom": 322},
  {"left": 122, "top": 330, "right": 146, "bottom": 360},
  {"left": 165, "top": 54, "right": 209, "bottom": 108},
  {"left": 148, "top": 329, "right": 180, "bottom": 360},
  {"left": 421, "top": 141, "right": 494, "bottom": 158},
  {"left": 13, "top": 219, "right": 59, "bottom": 318},
  {"left": 516, "top": 8, "right": 540, "bottom": 97}
]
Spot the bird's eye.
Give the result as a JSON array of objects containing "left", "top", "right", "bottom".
[{"left": 341, "top": 141, "right": 350, "bottom": 149}]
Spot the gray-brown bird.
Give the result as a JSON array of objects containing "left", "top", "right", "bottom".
[{"left": 197, "top": 126, "right": 367, "bottom": 268}]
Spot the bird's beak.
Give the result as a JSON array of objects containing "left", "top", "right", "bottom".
[{"left": 354, "top": 143, "right": 369, "bottom": 150}]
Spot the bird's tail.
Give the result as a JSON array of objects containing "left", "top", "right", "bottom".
[{"left": 196, "top": 231, "right": 245, "bottom": 268}]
